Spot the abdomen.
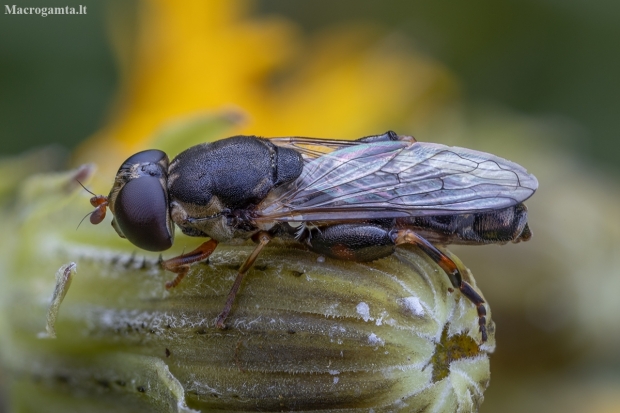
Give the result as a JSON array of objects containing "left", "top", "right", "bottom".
[{"left": 398, "top": 203, "right": 531, "bottom": 245}]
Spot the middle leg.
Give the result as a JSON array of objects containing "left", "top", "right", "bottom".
[{"left": 215, "top": 231, "right": 272, "bottom": 329}]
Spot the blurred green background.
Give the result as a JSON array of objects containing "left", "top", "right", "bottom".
[
  {"left": 0, "top": 0, "right": 117, "bottom": 157},
  {"left": 1, "top": 0, "right": 619, "bottom": 173},
  {"left": 1, "top": 1, "right": 620, "bottom": 413}
]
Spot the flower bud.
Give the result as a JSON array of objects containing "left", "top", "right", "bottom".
[{"left": 0, "top": 161, "right": 494, "bottom": 412}]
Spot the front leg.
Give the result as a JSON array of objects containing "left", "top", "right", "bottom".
[
  {"left": 160, "top": 234, "right": 272, "bottom": 329},
  {"left": 161, "top": 239, "right": 219, "bottom": 289}
]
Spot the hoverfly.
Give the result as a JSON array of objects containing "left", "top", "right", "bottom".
[{"left": 87, "top": 131, "right": 538, "bottom": 342}]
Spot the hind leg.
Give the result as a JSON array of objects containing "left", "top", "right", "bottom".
[
  {"left": 392, "top": 229, "right": 488, "bottom": 342},
  {"left": 306, "top": 223, "right": 395, "bottom": 262},
  {"left": 306, "top": 223, "right": 488, "bottom": 342}
]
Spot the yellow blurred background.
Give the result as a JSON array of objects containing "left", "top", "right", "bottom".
[{"left": 1, "top": 1, "right": 619, "bottom": 412}]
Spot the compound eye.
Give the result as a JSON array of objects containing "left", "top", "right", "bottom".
[
  {"left": 113, "top": 176, "right": 174, "bottom": 252},
  {"left": 123, "top": 149, "right": 168, "bottom": 167}
]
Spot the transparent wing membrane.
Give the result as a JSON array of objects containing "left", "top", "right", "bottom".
[{"left": 257, "top": 140, "right": 538, "bottom": 222}]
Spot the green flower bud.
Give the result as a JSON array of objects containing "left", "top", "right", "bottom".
[{"left": 0, "top": 142, "right": 494, "bottom": 413}]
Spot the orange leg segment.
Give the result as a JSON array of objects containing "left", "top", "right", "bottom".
[
  {"left": 161, "top": 239, "right": 219, "bottom": 289},
  {"left": 392, "top": 229, "right": 488, "bottom": 342}
]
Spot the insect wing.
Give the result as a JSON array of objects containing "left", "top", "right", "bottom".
[
  {"left": 270, "top": 136, "right": 364, "bottom": 162},
  {"left": 256, "top": 140, "right": 538, "bottom": 222}
]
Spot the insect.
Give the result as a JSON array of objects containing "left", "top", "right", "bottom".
[{"left": 87, "top": 131, "right": 538, "bottom": 342}]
